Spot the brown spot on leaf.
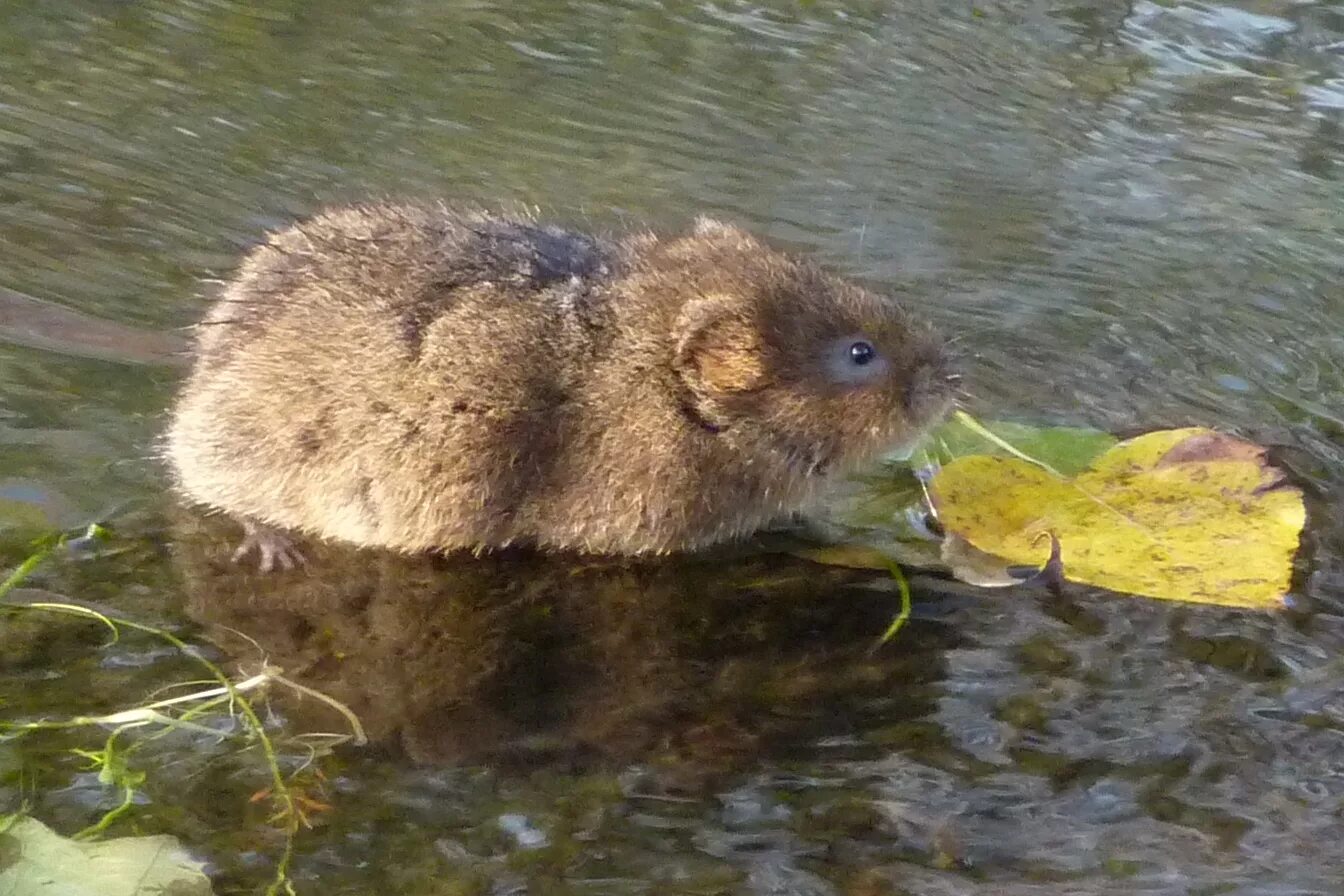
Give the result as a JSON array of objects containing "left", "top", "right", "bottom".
[{"left": 1157, "top": 432, "right": 1264, "bottom": 467}]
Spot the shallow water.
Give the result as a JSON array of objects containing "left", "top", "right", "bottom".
[{"left": 1, "top": 1, "right": 1342, "bottom": 893}]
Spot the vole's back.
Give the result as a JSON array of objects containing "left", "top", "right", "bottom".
[
  {"left": 193, "top": 205, "right": 618, "bottom": 363},
  {"left": 170, "top": 205, "right": 662, "bottom": 553}
]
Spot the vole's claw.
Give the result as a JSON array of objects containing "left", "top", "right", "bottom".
[{"left": 232, "top": 520, "right": 306, "bottom": 573}]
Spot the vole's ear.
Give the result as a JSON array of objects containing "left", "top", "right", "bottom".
[{"left": 673, "top": 295, "right": 767, "bottom": 395}]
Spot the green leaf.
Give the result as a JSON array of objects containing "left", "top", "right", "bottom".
[
  {"left": 0, "top": 815, "right": 214, "bottom": 896},
  {"left": 917, "top": 413, "right": 1118, "bottom": 476}
]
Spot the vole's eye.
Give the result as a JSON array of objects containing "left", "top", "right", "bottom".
[
  {"left": 849, "top": 341, "right": 876, "bottom": 366},
  {"left": 826, "top": 335, "right": 888, "bottom": 386}
]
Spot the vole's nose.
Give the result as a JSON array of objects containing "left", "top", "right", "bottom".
[{"left": 904, "top": 342, "right": 960, "bottom": 422}]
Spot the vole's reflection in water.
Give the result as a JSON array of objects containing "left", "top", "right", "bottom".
[{"left": 171, "top": 510, "right": 961, "bottom": 786}]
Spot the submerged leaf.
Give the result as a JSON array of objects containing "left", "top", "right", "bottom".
[
  {"left": 0, "top": 815, "right": 214, "bottom": 896},
  {"left": 800, "top": 461, "right": 942, "bottom": 570},
  {"left": 930, "top": 427, "right": 1305, "bottom": 608},
  {"left": 939, "top": 532, "right": 1025, "bottom": 588},
  {"left": 793, "top": 543, "right": 900, "bottom": 571}
]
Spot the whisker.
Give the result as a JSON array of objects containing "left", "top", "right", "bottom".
[{"left": 941, "top": 323, "right": 1005, "bottom": 344}]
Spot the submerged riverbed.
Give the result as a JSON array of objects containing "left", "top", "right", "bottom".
[{"left": 1, "top": 1, "right": 1342, "bottom": 893}]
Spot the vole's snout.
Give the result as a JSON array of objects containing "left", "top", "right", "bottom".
[{"left": 903, "top": 342, "right": 960, "bottom": 425}]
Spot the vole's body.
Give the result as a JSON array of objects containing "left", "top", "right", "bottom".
[{"left": 167, "top": 204, "right": 952, "bottom": 558}]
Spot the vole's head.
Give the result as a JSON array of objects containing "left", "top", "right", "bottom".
[{"left": 669, "top": 219, "right": 956, "bottom": 476}]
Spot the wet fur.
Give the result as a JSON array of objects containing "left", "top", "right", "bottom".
[{"left": 167, "top": 204, "right": 950, "bottom": 555}]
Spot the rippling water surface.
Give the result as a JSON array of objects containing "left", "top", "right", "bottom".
[{"left": 1, "top": 2, "right": 1342, "bottom": 894}]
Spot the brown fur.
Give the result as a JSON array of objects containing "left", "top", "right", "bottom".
[{"left": 166, "top": 204, "right": 953, "bottom": 555}]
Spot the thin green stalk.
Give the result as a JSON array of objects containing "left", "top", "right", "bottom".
[
  {"left": 874, "top": 561, "right": 913, "bottom": 648},
  {"left": 0, "top": 542, "right": 58, "bottom": 600},
  {"left": 952, "top": 409, "right": 1064, "bottom": 477},
  {"left": 74, "top": 782, "right": 137, "bottom": 840}
]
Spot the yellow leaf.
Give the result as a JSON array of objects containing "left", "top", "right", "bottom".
[{"left": 930, "top": 427, "right": 1305, "bottom": 608}]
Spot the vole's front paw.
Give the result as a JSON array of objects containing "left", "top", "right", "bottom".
[{"left": 232, "top": 519, "right": 306, "bottom": 573}]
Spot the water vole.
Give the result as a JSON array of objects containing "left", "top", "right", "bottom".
[{"left": 166, "top": 204, "right": 954, "bottom": 565}]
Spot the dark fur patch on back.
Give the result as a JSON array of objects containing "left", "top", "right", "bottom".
[
  {"left": 295, "top": 427, "right": 322, "bottom": 456},
  {"left": 470, "top": 220, "right": 612, "bottom": 288},
  {"left": 396, "top": 218, "right": 617, "bottom": 362}
]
